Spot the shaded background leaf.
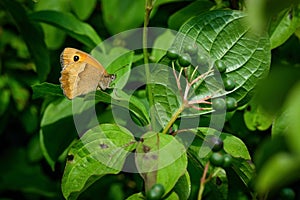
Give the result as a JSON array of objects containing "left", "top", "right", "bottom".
[
  {"left": 168, "top": 0, "right": 215, "bottom": 30},
  {"left": 29, "top": 11, "right": 101, "bottom": 50},
  {"left": 1, "top": 0, "right": 50, "bottom": 81},
  {"left": 268, "top": 4, "right": 300, "bottom": 49}
]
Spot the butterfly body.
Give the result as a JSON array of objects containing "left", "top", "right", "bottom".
[{"left": 60, "top": 48, "right": 115, "bottom": 99}]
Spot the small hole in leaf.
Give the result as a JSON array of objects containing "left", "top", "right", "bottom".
[
  {"left": 246, "top": 105, "right": 251, "bottom": 111},
  {"left": 67, "top": 154, "right": 74, "bottom": 162},
  {"left": 288, "top": 10, "right": 293, "bottom": 20}
]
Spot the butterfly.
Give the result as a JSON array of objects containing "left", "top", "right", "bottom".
[{"left": 60, "top": 48, "right": 115, "bottom": 99}]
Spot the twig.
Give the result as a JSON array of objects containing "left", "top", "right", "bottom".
[{"left": 198, "top": 162, "right": 210, "bottom": 200}]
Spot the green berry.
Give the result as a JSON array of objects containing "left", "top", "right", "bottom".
[
  {"left": 280, "top": 188, "right": 295, "bottom": 200},
  {"left": 223, "top": 78, "right": 236, "bottom": 91},
  {"left": 214, "top": 60, "right": 226, "bottom": 73},
  {"left": 207, "top": 136, "right": 224, "bottom": 152},
  {"left": 212, "top": 98, "right": 226, "bottom": 111},
  {"left": 178, "top": 53, "right": 191, "bottom": 67},
  {"left": 166, "top": 48, "right": 179, "bottom": 60},
  {"left": 146, "top": 184, "right": 165, "bottom": 200},
  {"left": 210, "top": 152, "right": 224, "bottom": 167},
  {"left": 184, "top": 44, "right": 198, "bottom": 55},
  {"left": 226, "top": 97, "right": 237, "bottom": 111},
  {"left": 222, "top": 154, "right": 233, "bottom": 168}
]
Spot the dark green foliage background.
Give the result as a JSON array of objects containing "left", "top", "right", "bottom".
[{"left": 1, "top": 0, "right": 300, "bottom": 200}]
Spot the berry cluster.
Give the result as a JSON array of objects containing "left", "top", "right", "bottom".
[
  {"left": 206, "top": 135, "right": 233, "bottom": 168},
  {"left": 166, "top": 45, "right": 238, "bottom": 112}
]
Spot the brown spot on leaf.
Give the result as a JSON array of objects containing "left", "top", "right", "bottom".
[
  {"left": 151, "top": 154, "right": 158, "bottom": 160},
  {"left": 100, "top": 143, "right": 109, "bottom": 149},
  {"left": 143, "top": 145, "right": 151, "bottom": 153}
]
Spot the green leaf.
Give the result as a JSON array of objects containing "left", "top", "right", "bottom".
[
  {"left": 0, "top": 0, "right": 50, "bottom": 81},
  {"left": 102, "top": 0, "right": 182, "bottom": 34},
  {"left": 149, "top": 64, "right": 182, "bottom": 129},
  {"left": 172, "top": 171, "right": 191, "bottom": 200},
  {"left": 91, "top": 47, "right": 134, "bottom": 89},
  {"left": 254, "top": 135, "right": 288, "bottom": 171},
  {"left": 193, "top": 127, "right": 251, "bottom": 160},
  {"left": 94, "top": 91, "right": 150, "bottom": 127},
  {"left": 33, "top": 0, "right": 98, "bottom": 48},
  {"left": 155, "top": 10, "right": 271, "bottom": 130},
  {"left": 126, "top": 192, "right": 145, "bottom": 200},
  {"left": 205, "top": 169, "right": 228, "bottom": 200},
  {"left": 8, "top": 78, "right": 30, "bottom": 111},
  {"left": 171, "top": 10, "right": 271, "bottom": 106},
  {"left": 32, "top": 83, "right": 150, "bottom": 127},
  {"left": 32, "top": 82, "right": 64, "bottom": 99},
  {"left": 151, "top": 30, "right": 176, "bottom": 62},
  {"left": 221, "top": 133, "right": 251, "bottom": 161},
  {"left": 34, "top": 0, "right": 70, "bottom": 49},
  {"left": 70, "top": 0, "right": 97, "bottom": 20},
  {"left": 165, "top": 192, "right": 180, "bottom": 200},
  {"left": 168, "top": 0, "right": 214, "bottom": 30},
  {"left": 268, "top": 4, "right": 300, "bottom": 49},
  {"left": 61, "top": 124, "right": 136, "bottom": 200},
  {"left": 135, "top": 132, "right": 187, "bottom": 196},
  {"left": 254, "top": 65, "right": 300, "bottom": 115},
  {"left": 110, "top": 90, "right": 150, "bottom": 126},
  {"left": 255, "top": 153, "right": 300, "bottom": 194},
  {"left": 0, "top": 29, "right": 30, "bottom": 59},
  {"left": 93, "top": 48, "right": 150, "bottom": 126},
  {"left": 21, "top": 105, "right": 39, "bottom": 134},
  {"left": 29, "top": 11, "right": 101, "bottom": 49},
  {"left": 0, "top": 88, "right": 10, "bottom": 116},
  {"left": 226, "top": 162, "right": 253, "bottom": 199},
  {"left": 282, "top": 81, "right": 300, "bottom": 154},
  {"left": 34, "top": 0, "right": 70, "bottom": 13},
  {"left": 188, "top": 128, "right": 254, "bottom": 189},
  {"left": 40, "top": 97, "right": 101, "bottom": 169},
  {"left": 272, "top": 109, "right": 290, "bottom": 137},
  {"left": 39, "top": 98, "right": 77, "bottom": 169},
  {"left": 244, "top": 100, "right": 274, "bottom": 131},
  {"left": 230, "top": 158, "right": 255, "bottom": 188},
  {"left": 246, "top": 0, "right": 296, "bottom": 33},
  {"left": 155, "top": 0, "right": 182, "bottom": 5},
  {"left": 94, "top": 89, "right": 150, "bottom": 126},
  {"left": 102, "top": 0, "right": 145, "bottom": 34},
  {"left": 27, "top": 135, "right": 43, "bottom": 162}
]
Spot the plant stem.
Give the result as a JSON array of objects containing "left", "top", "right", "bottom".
[
  {"left": 143, "top": 0, "right": 155, "bottom": 129},
  {"left": 198, "top": 162, "right": 210, "bottom": 200},
  {"left": 162, "top": 104, "right": 185, "bottom": 134},
  {"left": 143, "top": 0, "right": 154, "bottom": 64}
]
